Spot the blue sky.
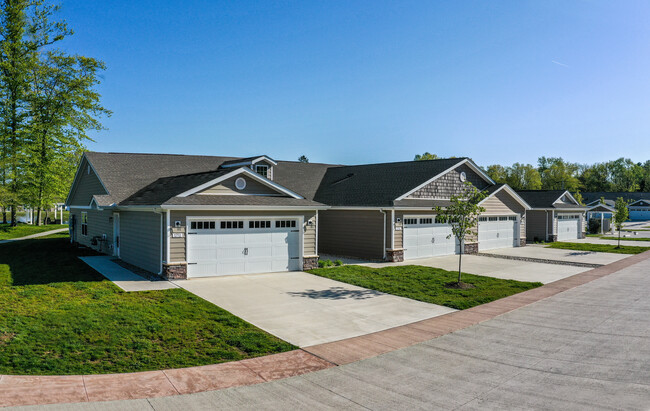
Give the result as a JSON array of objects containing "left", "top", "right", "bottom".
[{"left": 58, "top": 0, "right": 650, "bottom": 167}]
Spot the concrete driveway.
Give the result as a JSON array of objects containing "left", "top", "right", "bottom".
[
  {"left": 571, "top": 237, "right": 650, "bottom": 247},
  {"left": 174, "top": 272, "right": 455, "bottom": 347},
  {"left": 362, "top": 254, "right": 587, "bottom": 284},
  {"left": 483, "top": 244, "right": 630, "bottom": 265}
]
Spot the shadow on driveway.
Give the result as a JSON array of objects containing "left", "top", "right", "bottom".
[{"left": 287, "top": 286, "right": 383, "bottom": 300}]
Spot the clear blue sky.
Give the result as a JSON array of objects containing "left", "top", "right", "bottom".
[{"left": 58, "top": 0, "right": 650, "bottom": 167}]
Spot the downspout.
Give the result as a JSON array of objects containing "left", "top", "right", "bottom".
[{"left": 380, "top": 209, "right": 387, "bottom": 260}]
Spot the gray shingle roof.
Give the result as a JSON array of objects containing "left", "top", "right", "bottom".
[
  {"left": 516, "top": 190, "right": 585, "bottom": 209},
  {"left": 82, "top": 152, "right": 482, "bottom": 208},
  {"left": 582, "top": 192, "right": 650, "bottom": 204}
]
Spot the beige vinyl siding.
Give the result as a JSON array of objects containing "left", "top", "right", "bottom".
[
  {"left": 407, "top": 164, "right": 490, "bottom": 199},
  {"left": 119, "top": 211, "right": 162, "bottom": 274},
  {"left": 168, "top": 210, "right": 317, "bottom": 262},
  {"left": 198, "top": 175, "right": 281, "bottom": 196},
  {"left": 69, "top": 208, "right": 113, "bottom": 254},
  {"left": 67, "top": 158, "right": 107, "bottom": 206},
  {"left": 318, "top": 210, "right": 384, "bottom": 260},
  {"left": 481, "top": 189, "right": 526, "bottom": 243},
  {"left": 393, "top": 216, "right": 403, "bottom": 249}
]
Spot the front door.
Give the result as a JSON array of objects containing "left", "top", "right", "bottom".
[{"left": 113, "top": 213, "right": 120, "bottom": 257}]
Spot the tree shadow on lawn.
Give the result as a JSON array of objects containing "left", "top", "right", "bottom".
[{"left": 0, "top": 236, "right": 105, "bottom": 286}]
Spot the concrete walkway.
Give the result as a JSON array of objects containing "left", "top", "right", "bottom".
[
  {"left": 8, "top": 251, "right": 649, "bottom": 410},
  {"left": 0, "top": 227, "right": 68, "bottom": 244},
  {"left": 571, "top": 237, "right": 650, "bottom": 247},
  {"left": 79, "top": 256, "right": 178, "bottom": 292},
  {"left": 174, "top": 271, "right": 455, "bottom": 347},
  {"left": 482, "top": 243, "right": 629, "bottom": 265}
]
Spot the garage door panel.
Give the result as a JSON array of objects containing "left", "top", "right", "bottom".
[
  {"left": 479, "top": 216, "right": 519, "bottom": 251},
  {"left": 557, "top": 216, "right": 580, "bottom": 241},
  {"left": 404, "top": 218, "right": 457, "bottom": 259},
  {"left": 187, "top": 218, "right": 301, "bottom": 278}
]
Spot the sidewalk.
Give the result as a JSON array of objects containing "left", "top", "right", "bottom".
[{"left": 0, "top": 228, "right": 68, "bottom": 244}]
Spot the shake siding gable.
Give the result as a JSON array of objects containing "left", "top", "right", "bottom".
[
  {"left": 119, "top": 211, "right": 162, "bottom": 274},
  {"left": 68, "top": 158, "right": 107, "bottom": 206},
  {"left": 407, "top": 164, "right": 490, "bottom": 200},
  {"left": 481, "top": 190, "right": 526, "bottom": 244}
]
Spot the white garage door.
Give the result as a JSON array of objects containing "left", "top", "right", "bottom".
[
  {"left": 187, "top": 218, "right": 301, "bottom": 278},
  {"left": 403, "top": 216, "right": 459, "bottom": 260},
  {"left": 557, "top": 214, "right": 580, "bottom": 241},
  {"left": 629, "top": 208, "right": 650, "bottom": 221},
  {"left": 478, "top": 216, "right": 518, "bottom": 251}
]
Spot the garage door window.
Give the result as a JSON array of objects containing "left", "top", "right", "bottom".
[
  {"left": 276, "top": 220, "right": 297, "bottom": 228},
  {"left": 221, "top": 221, "right": 244, "bottom": 229},
  {"left": 420, "top": 218, "right": 433, "bottom": 224},
  {"left": 191, "top": 221, "right": 216, "bottom": 230},
  {"left": 249, "top": 220, "right": 271, "bottom": 229},
  {"left": 404, "top": 218, "right": 418, "bottom": 225}
]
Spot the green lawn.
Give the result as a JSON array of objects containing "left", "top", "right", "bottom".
[
  {"left": 0, "top": 223, "right": 65, "bottom": 240},
  {"left": 0, "top": 233, "right": 294, "bottom": 375},
  {"left": 547, "top": 242, "right": 650, "bottom": 254},
  {"left": 307, "top": 265, "right": 542, "bottom": 310},
  {"left": 600, "top": 236, "right": 650, "bottom": 242}
]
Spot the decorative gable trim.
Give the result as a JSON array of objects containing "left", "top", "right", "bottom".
[
  {"left": 553, "top": 191, "right": 580, "bottom": 206},
  {"left": 587, "top": 203, "right": 616, "bottom": 212},
  {"left": 478, "top": 185, "right": 531, "bottom": 210},
  {"left": 176, "top": 167, "right": 303, "bottom": 199},
  {"left": 629, "top": 199, "right": 650, "bottom": 207},
  {"left": 394, "top": 159, "right": 495, "bottom": 201}
]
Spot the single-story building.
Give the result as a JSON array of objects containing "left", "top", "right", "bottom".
[
  {"left": 583, "top": 192, "right": 650, "bottom": 221},
  {"left": 66, "top": 153, "right": 531, "bottom": 279},
  {"left": 586, "top": 203, "right": 616, "bottom": 234},
  {"left": 516, "top": 190, "right": 587, "bottom": 242}
]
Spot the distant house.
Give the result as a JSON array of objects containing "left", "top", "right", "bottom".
[
  {"left": 516, "top": 190, "right": 587, "bottom": 242},
  {"left": 582, "top": 192, "right": 650, "bottom": 221},
  {"left": 66, "top": 153, "right": 531, "bottom": 279}
]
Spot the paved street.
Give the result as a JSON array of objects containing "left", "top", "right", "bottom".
[{"left": 16, "top": 253, "right": 650, "bottom": 410}]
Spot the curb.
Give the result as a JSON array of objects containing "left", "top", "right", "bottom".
[{"left": 1, "top": 250, "right": 648, "bottom": 408}]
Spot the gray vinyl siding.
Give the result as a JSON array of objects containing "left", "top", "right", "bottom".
[
  {"left": 407, "top": 164, "right": 490, "bottom": 199},
  {"left": 69, "top": 207, "right": 113, "bottom": 254},
  {"left": 119, "top": 211, "right": 162, "bottom": 274},
  {"left": 318, "top": 210, "right": 384, "bottom": 260},
  {"left": 67, "top": 158, "right": 107, "bottom": 206},
  {"left": 525, "top": 210, "right": 553, "bottom": 242},
  {"left": 168, "top": 210, "right": 317, "bottom": 262},
  {"left": 198, "top": 175, "right": 280, "bottom": 196}
]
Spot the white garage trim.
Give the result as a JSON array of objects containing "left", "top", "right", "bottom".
[
  {"left": 557, "top": 214, "right": 581, "bottom": 241},
  {"left": 478, "top": 215, "right": 520, "bottom": 251},
  {"left": 403, "top": 214, "right": 459, "bottom": 259},
  {"left": 185, "top": 215, "right": 304, "bottom": 277}
]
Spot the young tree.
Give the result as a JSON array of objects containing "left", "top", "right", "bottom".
[
  {"left": 414, "top": 152, "right": 439, "bottom": 161},
  {"left": 612, "top": 197, "right": 629, "bottom": 248},
  {"left": 298, "top": 155, "right": 309, "bottom": 163},
  {"left": 24, "top": 52, "right": 109, "bottom": 225},
  {"left": 434, "top": 182, "right": 487, "bottom": 287}
]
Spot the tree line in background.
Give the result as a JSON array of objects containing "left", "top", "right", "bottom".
[
  {"left": 413, "top": 153, "right": 650, "bottom": 193},
  {"left": 0, "top": 0, "right": 109, "bottom": 226}
]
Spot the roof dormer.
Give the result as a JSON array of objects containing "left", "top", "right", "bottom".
[{"left": 220, "top": 155, "right": 277, "bottom": 180}]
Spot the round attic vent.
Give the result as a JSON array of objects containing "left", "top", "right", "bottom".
[
  {"left": 459, "top": 171, "right": 467, "bottom": 182},
  {"left": 235, "top": 177, "right": 247, "bottom": 190}
]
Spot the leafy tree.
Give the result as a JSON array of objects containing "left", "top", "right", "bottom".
[
  {"left": 298, "top": 155, "right": 309, "bottom": 163},
  {"left": 505, "top": 163, "right": 541, "bottom": 190},
  {"left": 486, "top": 164, "right": 507, "bottom": 184},
  {"left": 0, "top": 0, "right": 71, "bottom": 225},
  {"left": 537, "top": 156, "right": 581, "bottom": 191},
  {"left": 24, "top": 52, "right": 109, "bottom": 225},
  {"left": 573, "top": 191, "right": 585, "bottom": 206},
  {"left": 579, "top": 163, "right": 612, "bottom": 192},
  {"left": 612, "top": 197, "right": 629, "bottom": 248},
  {"left": 640, "top": 160, "right": 650, "bottom": 192},
  {"left": 433, "top": 182, "right": 487, "bottom": 286},
  {"left": 608, "top": 158, "right": 642, "bottom": 192},
  {"left": 414, "top": 152, "right": 439, "bottom": 161}
]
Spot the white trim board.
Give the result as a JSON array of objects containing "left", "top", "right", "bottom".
[{"left": 176, "top": 167, "right": 303, "bottom": 199}]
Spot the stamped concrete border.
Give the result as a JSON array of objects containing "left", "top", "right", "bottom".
[{"left": 1, "top": 250, "right": 648, "bottom": 408}]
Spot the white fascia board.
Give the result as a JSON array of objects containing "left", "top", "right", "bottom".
[
  {"left": 478, "top": 185, "right": 532, "bottom": 210},
  {"left": 177, "top": 167, "right": 303, "bottom": 199},
  {"left": 161, "top": 205, "right": 329, "bottom": 211},
  {"left": 587, "top": 204, "right": 616, "bottom": 212},
  {"left": 553, "top": 190, "right": 580, "bottom": 206},
  {"left": 628, "top": 199, "right": 650, "bottom": 206},
  {"left": 327, "top": 206, "right": 395, "bottom": 210},
  {"left": 394, "top": 159, "right": 495, "bottom": 202}
]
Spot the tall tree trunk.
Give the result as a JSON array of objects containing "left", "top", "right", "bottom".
[
  {"left": 10, "top": 206, "right": 15, "bottom": 226},
  {"left": 36, "top": 207, "right": 42, "bottom": 226},
  {"left": 2, "top": 207, "right": 6, "bottom": 224}
]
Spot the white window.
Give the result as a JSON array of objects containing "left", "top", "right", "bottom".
[
  {"left": 403, "top": 218, "right": 418, "bottom": 225},
  {"left": 81, "top": 212, "right": 88, "bottom": 236},
  {"left": 256, "top": 165, "right": 268, "bottom": 178},
  {"left": 191, "top": 221, "right": 216, "bottom": 230},
  {"left": 275, "top": 220, "right": 296, "bottom": 228},
  {"left": 249, "top": 220, "right": 271, "bottom": 229},
  {"left": 420, "top": 218, "right": 433, "bottom": 225},
  {"left": 220, "top": 221, "right": 244, "bottom": 229}
]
